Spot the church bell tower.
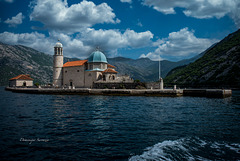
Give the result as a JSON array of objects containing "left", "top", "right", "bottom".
[{"left": 53, "top": 40, "right": 63, "bottom": 87}]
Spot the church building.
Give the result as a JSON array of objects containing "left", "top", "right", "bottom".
[{"left": 53, "top": 41, "right": 133, "bottom": 88}]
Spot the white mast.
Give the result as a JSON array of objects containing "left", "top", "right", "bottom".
[
  {"left": 159, "top": 55, "right": 161, "bottom": 80},
  {"left": 159, "top": 55, "right": 163, "bottom": 89}
]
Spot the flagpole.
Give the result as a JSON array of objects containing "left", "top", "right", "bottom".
[
  {"left": 159, "top": 55, "right": 161, "bottom": 80},
  {"left": 159, "top": 55, "right": 163, "bottom": 89}
]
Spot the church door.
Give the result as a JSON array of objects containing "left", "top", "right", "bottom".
[{"left": 70, "top": 81, "right": 73, "bottom": 87}]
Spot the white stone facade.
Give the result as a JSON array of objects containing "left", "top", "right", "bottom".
[
  {"left": 63, "top": 66, "right": 85, "bottom": 87},
  {"left": 9, "top": 80, "right": 33, "bottom": 87}
]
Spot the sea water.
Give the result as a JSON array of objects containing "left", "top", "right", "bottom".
[{"left": 0, "top": 87, "right": 239, "bottom": 160}]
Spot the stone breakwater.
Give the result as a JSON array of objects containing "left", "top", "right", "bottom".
[{"left": 5, "top": 87, "right": 232, "bottom": 98}]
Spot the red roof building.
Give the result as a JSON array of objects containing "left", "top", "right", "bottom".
[
  {"left": 9, "top": 74, "right": 33, "bottom": 87},
  {"left": 9, "top": 74, "right": 33, "bottom": 81},
  {"left": 102, "top": 68, "right": 118, "bottom": 74},
  {"left": 63, "top": 60, "right": 88, "bottom": 68},
  {"left": 107, "top": 64, "right": 116, "bottom": 69}
]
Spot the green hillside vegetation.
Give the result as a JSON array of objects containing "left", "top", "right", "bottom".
[{"left": 164, "top": 29, "right": 240, "bottom": 88}]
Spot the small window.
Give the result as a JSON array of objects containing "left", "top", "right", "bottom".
[
  {"left": 77, "top": 70, "right": 80, "bottom": 72},
  {"left": 88, "top": 73, "right": 91, "bottom": 76},
  {"left": 65, "top": 71, "right": 67, "bottom": 73}
]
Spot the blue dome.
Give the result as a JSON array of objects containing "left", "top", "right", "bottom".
[{"left": 88, "top": 51, "right": 107, "bottom": 63}]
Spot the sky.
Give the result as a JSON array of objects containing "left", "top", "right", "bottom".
[{"left": 0, "top": 0, "right": 239, "bottom": 61}]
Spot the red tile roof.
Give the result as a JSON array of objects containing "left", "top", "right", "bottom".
[
  {"left": 102, "top": 68, "right": 118, "bottom": 74},
  {"left": 63, "top": 60, "right": 88, "bottom": 67},
  {"left": 107, "top": 64, "right": 116, "bottom": 68},
  {"left": 9, "top": 74, "right": 33, "bottom": 81}
]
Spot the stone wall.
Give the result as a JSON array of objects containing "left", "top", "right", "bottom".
[
  {"left": 63, "top": 66, "right": 85, "bottom": 87},
  {"left": 93, "top": 82, "right": 138, "bottom": 89},
  {"left": 146, "top": 82, "right": 161, "bottom": 89}
]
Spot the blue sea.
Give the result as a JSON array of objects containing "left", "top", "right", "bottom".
[{"left": 0, "top": 87, "right": 239, "bottom": 160}]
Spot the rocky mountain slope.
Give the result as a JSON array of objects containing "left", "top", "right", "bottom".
[
  {"left": 0, "top": 43, "right": 78, "bottom": 86},
  {"left": 164, "top": 29, "right": 240, "bottom": 88},
  {"left": 0, "top": 43, "right": 53, "bottom": 86},
  {"left": 0, "top": 42, "right": 204, "bottom": 86},
  {"left": 107, "top": 45, "right": 213, "bottom": 82}
]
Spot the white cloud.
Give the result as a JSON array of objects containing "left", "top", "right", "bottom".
[
  {"left": 49, "top": 31, "right": 92, "bottom": 58},
  {"left": 0, "top": 32, "right": 53, "bottom": 54},
  {"left": 120, "top": 0, "right": 132, "bottom": 3},
  {"left": 229, "top": 2, "right": 240, "bottom": 28},
  {"left": 142, "top": 0, "right": 240, "bottom": 28},
  {"left": 30, "top": 0, "right": 120, "bottom": 33},
  {"left": 4, "top": 12, "right": 25, "bottom": 27},
  {"left": 0, "top": 31, "right": 92, "bottom": 59},
  {"left": 140, "top": 28, "right": 218, "bottom": 61},
  {"left": 80, "top": 28, "right": 153, "bottom": 56},
  {"left": 123, "top": 29, "right": 153, "bottom": 47},
  {"left": 0, "top": 28, "right": 153, "bottom": 59}
]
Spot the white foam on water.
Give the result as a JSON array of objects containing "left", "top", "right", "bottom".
[
  {"left": 129, "top": 138, "right": 193, "bottom": 161},
  {"left": 129, "top": 137, "right": 240, "bottom": 161}
]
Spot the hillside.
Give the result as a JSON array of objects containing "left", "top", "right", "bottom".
[
  {"left": 164, "top": 29, "right": 240, "bottom": 88},
  {"left": 0, "top": 43, "right": 76, "bottom": 86},
  {"left": 108, "top": 53, "right": 203, "bottom": 82},
  {"left": 0, "top": 43, "right": 53, "bottom": 85},
  {"left": 0, "top": 42, "right": 204, "bottom": 86}
]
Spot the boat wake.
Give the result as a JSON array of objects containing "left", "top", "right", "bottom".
[{"left": 129, "top": 137, "right": 240, "bottom": 161}]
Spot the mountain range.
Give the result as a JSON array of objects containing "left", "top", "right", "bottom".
[{"left": 0, "top": 42, "right": 201, "bottom": 86}]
